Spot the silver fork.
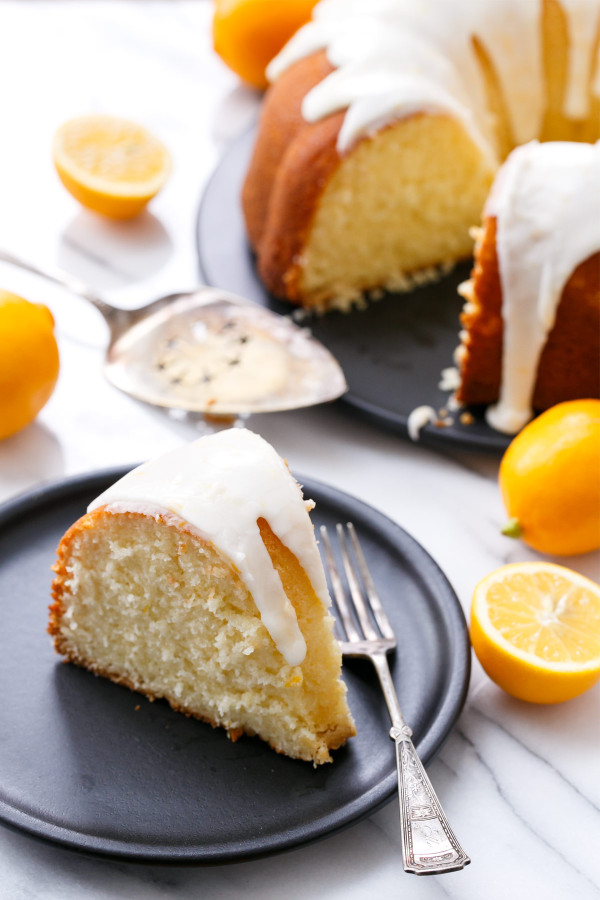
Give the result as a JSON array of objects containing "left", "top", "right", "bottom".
[{"left": 320, "top": 522, "right": 470, "bottom": 876}]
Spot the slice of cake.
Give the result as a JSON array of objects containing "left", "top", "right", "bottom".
[{"left": 49, "top": 429, "right": 355, "bottom": 764}]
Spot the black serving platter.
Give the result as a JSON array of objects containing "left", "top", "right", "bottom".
[
  {"left": 196, "top": 128, "right": 511, "bottom": 453},
  {"left": 0, "top": 468, "right": 470, "bottom": 862}
]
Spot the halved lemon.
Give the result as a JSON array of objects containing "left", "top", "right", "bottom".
[
  {"left": 470, "top": 562, "right": 600, "bottom": 703},
  {"left": 53, "top": 115, "right": 171, "bottom": 219}
]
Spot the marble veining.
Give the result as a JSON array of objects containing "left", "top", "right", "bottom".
[{"left": 0, "top": 2, "right": 598, "bottom": 899}]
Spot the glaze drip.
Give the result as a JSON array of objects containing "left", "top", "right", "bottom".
[
  {"left": 486, "top": 140, "right": 600, "bottom": 433},
  {"left": 267, "top": 0, "right": 599, "bottom": 154},
  {"left": 88, "top": 429, "right": 331, "bottom": 666}
]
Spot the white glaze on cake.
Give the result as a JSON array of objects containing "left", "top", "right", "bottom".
[
  {"left": 485, "top": 140, "right": 600, "bottom": 433},
  {"left": 88, "top": 429, "right": 331, "bottom": 667},
  {"left": 267, "top": 0, "right": 600, "bottom": 154},
  {"left": 267, "top": 0, "right": 600, "bottom": 433}
]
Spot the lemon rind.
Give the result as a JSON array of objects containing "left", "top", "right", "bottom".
[{"left": 53, "top": 151, "right": 171, "bottom": 199}]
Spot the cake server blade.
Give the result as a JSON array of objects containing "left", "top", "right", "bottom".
[{"left": 0, "top": 249, "right": 347, "bottom": 416}]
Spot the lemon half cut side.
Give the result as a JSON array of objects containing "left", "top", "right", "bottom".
[
  {"left": 53, "top": 115, "right": 171, "bottom": 220},
  {"left": 470, "top": 562, "right": 600, "bottom": 704}
]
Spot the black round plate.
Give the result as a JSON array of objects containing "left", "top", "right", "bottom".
[
  {"left": 0, "top": 469, "right": 470, "bottom": 863},
  {"left": 196, "top": 129, "right": 510, "bottom": 453}
]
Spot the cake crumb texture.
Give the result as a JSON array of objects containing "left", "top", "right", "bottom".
[{"left": 50, "top": 508, "right": 355, "bottom": 765}]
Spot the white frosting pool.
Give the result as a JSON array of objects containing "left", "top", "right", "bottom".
[{"left": 88, "top": 429, "right": 331, "bottom": 667}]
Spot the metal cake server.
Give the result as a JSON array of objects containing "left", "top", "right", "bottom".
[{"left": 0, "top": 248, "right": 347, "bottom": 416}]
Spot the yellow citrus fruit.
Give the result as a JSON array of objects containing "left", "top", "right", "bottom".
[
  {"left": 213, "top": 0, "right": 319, "bottom": 90},
  {"left": 499, "top": 400, "right": 600, "bottom": 556},
  {"left": 53, "top": 115, "right": 171, "bottom": 220},
  {"left": 0, "top": 291, "right": 60, "bottom": 440},
  {"left": 471, "top": 562, "right": 600, "bottom": 703}
]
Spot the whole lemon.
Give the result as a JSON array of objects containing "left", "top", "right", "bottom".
[
  {"left": 213, "top": 0, "right": 319, "bottom": 90},
  {"left": 499, "top": 400, "right": 600, "bottom": 556},
  {"left": 0, "top": 291, "right": 60, "bottom": 440}
]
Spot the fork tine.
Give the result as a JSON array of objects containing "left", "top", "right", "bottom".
[
  {"left": 336, "top": 524, "right": 380, "bottom": 642},
  {"left": 319, "top": 525, "right": 362, "bottom": 643},
  {"left": 347, "top": 522, "right": 395, "bottom": 640}
]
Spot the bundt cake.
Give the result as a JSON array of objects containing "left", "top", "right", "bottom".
[
  {"left": 242, "top": 0, "right": 600, "bottom": 310},
  {"left": 456, "top": 140, "right": 600, "bottom": 434},
  {"left": 49, "top": 428, "right": 355, "bottom": 765}
]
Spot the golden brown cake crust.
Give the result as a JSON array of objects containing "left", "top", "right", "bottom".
[
  {"left": 242, "top": 51, "right": 335, "bottom": 248},
  {"left": 242, "top": 51, "right": 345, "bottom": 302},
  {"left": 50, "top": 507, "right": 103, "bottom": 645},
  {"left": 456, "top": 217, "right": 600, "bottom": 410}
]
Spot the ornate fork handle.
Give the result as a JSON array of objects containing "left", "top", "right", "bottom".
[
  {"left": 370, "top": 652, "right": 469, "bottom": 875},
  {"left": 391, "top": 724, "right": 470, "bottom": 875},
  {"left": 320, "top": 523, "right": 470, "bottom": 876}
]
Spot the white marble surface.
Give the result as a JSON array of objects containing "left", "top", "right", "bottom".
[{"left": 0, "top": 3, "right": 599, "bottom": 898}]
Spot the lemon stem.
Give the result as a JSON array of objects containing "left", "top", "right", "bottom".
[{"left": 502, "top": 517, "right": 523, "bottom": 539}]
